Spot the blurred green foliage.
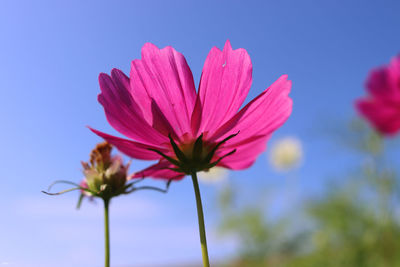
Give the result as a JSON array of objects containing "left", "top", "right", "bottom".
[{"left": 218, "top": 120, "right": 400, "bottom": 267}]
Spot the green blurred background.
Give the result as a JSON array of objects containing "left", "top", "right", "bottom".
[{"left": 214, "top": 120, "right": 400, "bottom": 267}]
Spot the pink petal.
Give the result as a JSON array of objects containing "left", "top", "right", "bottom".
[
  {"left": 356, "top": 99, "right": 400, "bottom": 135},
  {"left": 89, "top": 127, "right": 167, "bottom": 160},
  {"left": 98, "top": 70, "right": 167, "bottom": 145},
  {"left": 210, "top": 75, "right": 292, "bottom": 145},
  {"left": 133, "top": 160, "right": 185, "bottom": 180},
  {"left": 387, "top": 55, "right": 400, "bottom": 95},
  {"left": 192, "top": 40, "right": 253, "bottom": 136},
  {"left": 357, "top": 55, "right": 400, "bottom": 136},
  {"left": 366, "top": 56, "right": 400, "bottom": 100},
  {"left": 130, "top": 43, "right": 197, "bottom": 139},
  {"left": 209, "top": 75, "right": 291, "bottom": 170},
  {"left": 217, "top": 135, "right": 270, "bottom": 170},
  {"left": 366, "top": 68, "right": 390, "bottom": 98}
]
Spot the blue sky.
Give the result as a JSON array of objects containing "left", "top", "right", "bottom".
[{"left": 1, "top": 0, "right": 399, "bottom": 266}]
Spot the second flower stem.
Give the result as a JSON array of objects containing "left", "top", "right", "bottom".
[
  {"left": 191, "top": 172, "right": 210, "bottom": 267},
  {"left": 104, "top": 198, "right": 110, "bottom": 267}
]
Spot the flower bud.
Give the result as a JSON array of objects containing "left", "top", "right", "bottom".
[{"left": 81, "top": 142, "right": 130, "bottom": 199}]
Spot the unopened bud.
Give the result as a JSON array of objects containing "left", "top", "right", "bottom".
[{"left": 81, "top": 142, "right": 130, "bottom": 200}]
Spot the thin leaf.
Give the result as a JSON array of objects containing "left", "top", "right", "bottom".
[
  {"left": 42, "top": 187, "right": 81, "bottom": 196},
  {"left": 47, "top": 180, "right": 81, "bottom": 192}
]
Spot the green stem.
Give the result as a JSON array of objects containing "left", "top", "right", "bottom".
[
  {"left": 104, "top": 198, "right": 110, "bottom": 267},
  {"left": 191, "top": 172, "right": 210, "bottom": 267}
]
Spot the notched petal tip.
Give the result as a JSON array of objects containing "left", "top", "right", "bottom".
[
  {"left": 110, "top": 68, "right": 128, "bottom": 79},
  {"left": 98, "top": 72, "right": 110, "bottom": 83},
  {"left": 280, "top": 74, "right": 289, "bottom": 80},
  {"left": 98, "top": 72, "right": 115, "bottom": 95},
  {"left": 141, "top": 42, "right": 161, "bottom": 57},
  {"left": 273, "top": 74, "right": 292, "bottom": 96},
  {"left": 223, "top": 40, "right": 233, "bottom": 50},
  {"left": 222, "top": 40, "right": 249, "bottom": 55},
  {"left": 143, "top": 42, "right": 159, "bottom": 48}
]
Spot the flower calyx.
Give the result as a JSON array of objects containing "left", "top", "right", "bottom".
[{"left": 149, "top": 132, "right": 239, "bottom": 175}]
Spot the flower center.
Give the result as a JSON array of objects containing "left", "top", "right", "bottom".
[{"left": 179, "top": 141, "right": 210, "bottom": 162}]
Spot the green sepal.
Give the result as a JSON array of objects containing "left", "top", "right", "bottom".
[
  {"left": 168, "top": 134, "right": 188, "bottom": 163},
  {"left": 206, "top": 149, "right": 237, "bottom": 169},
  {"left": 192, "top": 133, "right": 204, "bottom": 161},
  {"left": 166, "top": 179, "right": 173, "bottom": 190},
  {"left": 148, "top": 148, "right": 181, "bottom": 167},
  {"left": 122, "top": 183, "right": 134, "bottom": 192},
  {"left": 203, "top": 131, "right": 239, "bottom": 164},
  {"left": 76, "top": 193, "right": 84, "bottom": 210}
]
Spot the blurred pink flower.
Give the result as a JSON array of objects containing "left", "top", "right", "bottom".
[
  {"left": 356, "top": 55, "right": 400, "bottom": 135},
  {"left": 90, "top": 41, "right": 292, "bottom": 180}
]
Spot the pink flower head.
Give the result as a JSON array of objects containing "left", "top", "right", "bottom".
[
  {"left": 356, "top": 55, "right": 400, "bottom": 136},
  {"left": 90, "top": 41, "right": 292, "bottom": 180}
]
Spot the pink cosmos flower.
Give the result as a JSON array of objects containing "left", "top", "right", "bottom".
[
  {"left": 356, "top": 55, "right": 400, "bottom": 136},
  {"left": 90, "top": 41, "right": 292, "bottom": 180}
]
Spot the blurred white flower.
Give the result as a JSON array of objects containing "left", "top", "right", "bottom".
[
  {"left": 269, "top": 137, "right": 303, "bottom": 171},
  {"left": 198, "top": 167, "right": 228, "bottom": 184}
]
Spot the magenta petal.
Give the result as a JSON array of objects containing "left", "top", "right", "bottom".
[
  {"left": 387, "top": 56, "right": 400, "bottom": 94},
  {"left": 98, "top": 70, "right": 167, "bottom": 145},
  {"left": 89, "top": 127, "right": 167, "bottom": 160},
  {"left": 356, "top": 55, "right": 400, "bottom": 136},
  {"left": 366, "top": 56, "right": 400, "bottom": 100},
  {"left": 133, "top": 160, "right": 185, "bottom": 180},
  {"left": 366, "top": 68, "right": 390, "bottom": 98},
  {"left": 218, "top": 136, "right": 269, "bottom": 170},
  {"left": 192, "top": 40, "right": 253, "bottom": 136},
  {"left": 129, "top": 43, "right": 197, "bottom": 138},
  {"left": 211, "top": 75, "right": 292, "bottom": 145},
  {"left": 211, "top": 75, "right": 292, "bottom": 169},
  {"left": 356, "top": 99, "right": 400, "bottom": 135}
]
